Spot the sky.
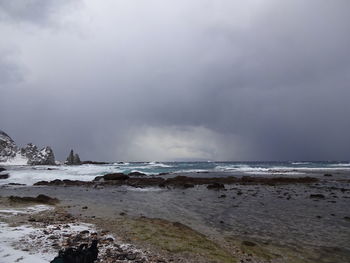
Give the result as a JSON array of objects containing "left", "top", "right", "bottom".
[{"left": 0, "top": 0, "right": 349, "bottom": 162}]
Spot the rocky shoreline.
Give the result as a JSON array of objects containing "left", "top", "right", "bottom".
[
  {"left": 0, "top": 195, "right": 268, "bottom": 263},
  {"left": 1, "top": 166, "right": 350, "bottom": 263},
  {"left": 33, "top": 172, "right": 319, "bottom": 189}
]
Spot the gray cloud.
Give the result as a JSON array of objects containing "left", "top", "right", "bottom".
[
  {"left": 0, "top": 0, "right": 78, "bottom": 24},
  {"left": 0, "top": 0, "right": 349, "bottom": 161}
]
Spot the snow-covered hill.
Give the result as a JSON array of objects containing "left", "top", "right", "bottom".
[{"left": 0, "top": 130, "right": 55, "bottom": 165}]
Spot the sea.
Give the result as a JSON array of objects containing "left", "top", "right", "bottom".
[{"left": 1, "top": 161, "right": 350, "bottom": 186}]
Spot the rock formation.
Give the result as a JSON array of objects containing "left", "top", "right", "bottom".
[
  {"left": 65, "top": 149, "right": 81, "bottom": 165},
  {"left": 0, "top": 130, "right": 18, "bottom": 162},
  {"left": 0, "top": 129, "right": 56, "bottom": 165}
]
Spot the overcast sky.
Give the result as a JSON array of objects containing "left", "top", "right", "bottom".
[{"left": 0, "top": 0, "right": 349, "bottom": 161}]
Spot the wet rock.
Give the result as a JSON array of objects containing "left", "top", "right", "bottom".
[
  {"left": 128, "top": 171, "right": 147, "bottom": 176},
  {"left": 9, "top": 194, "right": 59, "bottom": 204},
  {"left": 242, "top": 241, "right": 257, "bottom": 247},
  {"left": 34, "top": 179, "right": 92, "bottom": 186},
  {"left": 103, "top": 173, "right": 129, "bottom": 180},
  {"left": 182, "top": 183, "right": 195, "bottom": 188},
  {"left": 82, "top": 160, "right": 109, "bottom": 164},
  {"left": 219, "top": 194, "right": 227, "bottom": 198},
  {"left": 207, "top": 183, "right": 225, "bottom": 190},
  {"left": 127, "top": 253, "right": 136, "bottom": 260},
  {"left": 310, "top": 194, "right": 325, "bottom": 199},
  {"left": 324, "top": 173, "right": 333, "bottom": 177},
  {"left": 0, "top": 173, "right": 9, "bottom": 179},
  {"left": 0, "top": 167, "right": 6, "bottom": 172}
]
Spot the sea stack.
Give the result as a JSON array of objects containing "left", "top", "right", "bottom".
[{"left": 65, "top": 149, "right": 82, "bottom": 165}]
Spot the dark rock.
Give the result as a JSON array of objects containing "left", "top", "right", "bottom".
[
  {"left": 0, "top": 167, "right": 6, "bottom": 172},
  {"left": 82, "top": 206, "right": 88, "bottom": 209},
  {"left": 73, "top": 153, "right": 81, "bottom": 165},
  {"left": 81, "top": 160, "right": 109, "bottom": 165},
  {"left": 207, "top": 183, "right": 225, "bottom": 190},
  {"left": 50, "top": 239, "right": 98, "bottom": 263},
  {"left": 310, "top": 194, "right": 325, "bottom": 199},
  {"left": 103, "top": 173, "right": 129, "bottom": 180},
  {"left": 0, "top": 173, "right": 9, "bottom": 179},
  {"left": 9, "top": 194, "right": 59, "bottom": 204},
  {"left": 34, "top": 179, "right": 92, "bottom": 186},
  {"left": 324, "top": 174, "right": 333, "bottom": 177},
  {"left": 126, "top": 254, "right": 136, "bottom": 260},
  {"left": 128, "top": 171, "right": 147, "bottom": 176},
  {"left": 344, "top": 216, "right": 350, "bottom": 221},
  {"left": 219, "top": 194, "right": 227, "bottom": 198},
  {"left": 242, "top": 241, "right": 257, "bottom": 247}
]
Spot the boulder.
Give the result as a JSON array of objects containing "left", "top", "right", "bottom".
[
  {"left": 0, "top": 173, "right": 9, "bottom": 179},
  {"left": 128, "top": 171, "right": 147, "bottom": 177},
  {"left": 103, "top": 173, "right": 129, "bottom": 180}
]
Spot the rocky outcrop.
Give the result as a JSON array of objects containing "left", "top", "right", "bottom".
[
  {"left": 34, "top": 175, "right": 319, "bottom": 189},
  {"left": 65, "top": 149, "right": 82, "bottom": 165},
  {"left": 0, "top": 130, "right": 18, "bottom": 162},
  {"left": 0, "top": 129, "right": 56, "bottom": 165},
  {"left": 8, "top": 194, "right": 59, "bottom": 204},
  {"left": 21, "top": 144, "right": 56, "bottom": 165},
  {"left": 28, "top": 146, "right": 56, "bottom": 165}
]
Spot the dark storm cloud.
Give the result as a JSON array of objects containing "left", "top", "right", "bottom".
[
  {"left": 0, "top": 0, "right": 78, "bottom": 24},
  {"left": 0, "top": 0, "right": 349, "bottom": 161}
]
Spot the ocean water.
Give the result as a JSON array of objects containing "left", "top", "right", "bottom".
[
  {"left": 1, "top": 161, "right": 350, "bottom": 261},
  {"left": 0, "top": 161, "right": 350, "bottom": 186}
]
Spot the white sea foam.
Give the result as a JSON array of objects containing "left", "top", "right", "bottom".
[
  {"left": 0, "top": 205, "right": 53, "bottom": 217},
  {"left": 125, "top": 186, "right": 163, "bottom": 192},
  {"left": 0, "top": 164, "right": 125, "bottom": 186},
  {"left": 329, "top": 163, "right": 350, "bottom": 167},
  {"left": 0, "top": 155, "right": 28, "bottom": 166}
]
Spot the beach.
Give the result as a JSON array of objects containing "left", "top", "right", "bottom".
[{"left": 0, "top": 162, "right": 350, "bottom": 262}]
